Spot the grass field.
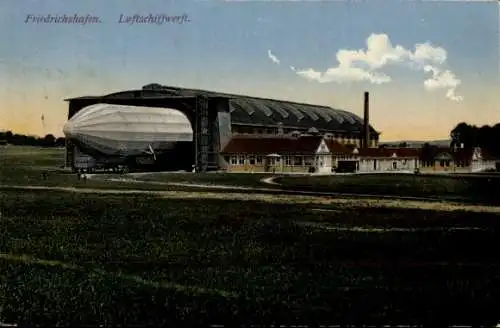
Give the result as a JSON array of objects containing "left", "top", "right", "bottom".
[
  {"left": 1, "top": 146, "right": 500, "bottom": 326},
  {"left": 278, "top": 174, "right": 500, "bottom": 205},
  {"left": 0, "top": 146, "right": 271, "bottom": 191}
]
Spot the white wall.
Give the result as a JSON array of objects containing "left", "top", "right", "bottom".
[
  {"left": 358, "top": 158, "right": 418, "bottom": 173},
  {"left": 470, "top": 159, "right": 496, "bottom": 172},
  {"left": 316, "top": 155, "right": 332, "bottom": 173},
  {"left": 316, "top": 139, "right": 332, "bottom": 173}
]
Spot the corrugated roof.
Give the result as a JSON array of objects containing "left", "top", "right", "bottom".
[{"left": 66, "top": 84, "right": 379, "bottom": 136}]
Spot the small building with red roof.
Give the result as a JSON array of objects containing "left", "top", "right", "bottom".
[{"left": 221, "top": 134, "right": 498, "bottom": 174}]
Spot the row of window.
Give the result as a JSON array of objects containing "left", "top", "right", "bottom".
[
  {"left": 231, "top": 126, "right": 378, "bottom": 146},
  {"left": 421, "top": 160, "right": 471, "bottom": 168},
  {"left": 226, "top": 155, "right": 474, "bottom": 168},
  {"left": 225, "top": 155, "right": 316, "bottom": 166},
  {"left": 226, "top": 155, "right": 263, "bottom": 165},
  {"left": 360, "top": 159, "right": 409, "bottom": 165}
]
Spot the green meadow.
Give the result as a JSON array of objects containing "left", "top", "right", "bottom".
[{"left": 1, "top": 146, "right": 499, "bottom": 326}]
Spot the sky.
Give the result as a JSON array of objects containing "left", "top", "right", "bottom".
[{"left": 0, "top": 0, "right": 498, "bottom": 141}]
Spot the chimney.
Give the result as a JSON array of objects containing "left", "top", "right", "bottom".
[{"left": 363, "top": 91, "right": 370, "bottom": 149}]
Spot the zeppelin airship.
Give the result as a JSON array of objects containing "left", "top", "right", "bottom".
[{"left": 63, "top": 103, "right": 194, "bottom": 169}]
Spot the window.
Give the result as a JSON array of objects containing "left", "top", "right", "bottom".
[
  {"left": 238, "top": 156, "right": 245, "bottom": 165},
  {"left": 440, "top": 160, "right": 445, "bottom": 167},
  {"left": 392, "top": 161, "right": 397, "bottom": 169},
  {"left": 249, "top": 156, "right": 255, "bottom": 165},
  {"left": 230, "top": 156, "right": 238, "bottom": 165},
  {"left": 285, "top": 156, "right": 292, "bottom": 166},
  {"left": 256, "top": 156, "right": 263, "bottom": 164},
  {"left": 445, "top": 160, "right": 450, "bottom": 167},
  {"left": 294, "top": 156, "right": 302, "bottom": 165},
  {"left": 304, "top": 156, "right": 313, "bottom": 165}
]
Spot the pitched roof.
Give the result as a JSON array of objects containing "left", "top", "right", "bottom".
[
  {"left": 221, "top": 135, "right": 324, "bottom": 154},
  {"left": 324, "top": 139, "right": 352, "bottom": 154},
  {"left": 221, "top": 135, "right": 499, "bottom": 161},
  {"left": 357, "top": 147, "right": 420, "bottom": 158},
  {"left": 222, "top": 136, "right": 424, "bottom": 157}
]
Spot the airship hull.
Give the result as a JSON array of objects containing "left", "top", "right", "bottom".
[{"left": 63, "top": 103, "right": 193, "bottom": 157}]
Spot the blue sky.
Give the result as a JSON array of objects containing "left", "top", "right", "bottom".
[{"left": 0, "top": 0, "right": 498, "bottom": 140}]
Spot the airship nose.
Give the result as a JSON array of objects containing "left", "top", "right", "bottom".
[{"left": 62, "top": 121, "right": 73, "bottom": 137}]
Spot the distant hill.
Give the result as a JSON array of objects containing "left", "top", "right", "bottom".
[{"left": 380, "top": 139, "right": 451, "bottom": 148}]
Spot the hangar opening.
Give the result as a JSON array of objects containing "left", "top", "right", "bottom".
[
  {"left": 63, "top": 103, "right": 195, "bottom": 172},
  {"left": 64, "top": 83, "right": 380, "bottom": 173}
]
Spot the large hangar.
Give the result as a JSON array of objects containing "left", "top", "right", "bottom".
[{"left": 64, "top": 83, "right": 379, "bottom": 172}]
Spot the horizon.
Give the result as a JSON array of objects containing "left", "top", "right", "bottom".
[{"left": 1, "top": 0, "right": 498, "bottom": 141}]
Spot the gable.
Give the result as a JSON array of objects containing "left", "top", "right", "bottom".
[
  {"left": 316, "top": 139, "right": 330, "bottom": 154},
  {"left": 472, "top": 148, "right": 482, "bottom": 160}
]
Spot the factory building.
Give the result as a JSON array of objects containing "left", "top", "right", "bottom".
[{"left": 64, "top": 84, "right": 379, "bottom": 172}]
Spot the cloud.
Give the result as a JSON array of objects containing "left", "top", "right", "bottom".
[
  {"left": 295, "top": 66, "right": 391, "bottom": 84},
  {"left": 423, "top": 65, "right": 463, "bottom": 101},
  {"left": 267, "top": 50, "right": 280, "bottom": 65},
  {"left": 274, "top": 33, "right": 462, "bottom": 102}
]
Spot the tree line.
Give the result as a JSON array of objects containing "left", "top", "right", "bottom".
[
  {"left": 416, "top": 122, "right": 500, "bottom": 161},
  {"left": 450, "top": 122, "right": 500, "bottom": 156},
  {"left": 0, "top": 131, "right": 65, "bottom": 147}
]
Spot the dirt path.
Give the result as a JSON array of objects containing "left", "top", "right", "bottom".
[
  {"left": 295, "top": 220, "right": 486, "bottom": 232},
  {"left": 87, "top": 174, "right": 487, "bottom": 206},
  {"left": 3, "top": 184, "right": 500, "bottom": 214},
  {"left": 260, "top": 176, "right": 279, "bottom": 185}
]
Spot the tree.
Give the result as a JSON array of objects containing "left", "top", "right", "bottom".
[
  {"left": 449, "top": 122, "right": 500, "bottom": 157},
  {"left": 450, "top": 122, "right": 481, "bottom": 149},
  {"left": 4, "top": 130, "right": 12, "bottom": 143},
  {"left": 55, "top": 137, "right": 66, "bottom": 147},
  {"left": 420, "top": 142, "right": 438, "bottom": 162},
  {"left": 43, "top": 134, "right": 56, "bottom": 147},
  {"left": 451, "top": 122, "right": 471, "bottom": 148}
]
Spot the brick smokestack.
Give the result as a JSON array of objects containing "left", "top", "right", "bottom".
[{"left": 363, "top": 91, "right": 370, "bottom": 149}]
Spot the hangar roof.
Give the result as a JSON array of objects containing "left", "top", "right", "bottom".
[{"left": 66, "top": 83, "right": 379, "bottom": 136}]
